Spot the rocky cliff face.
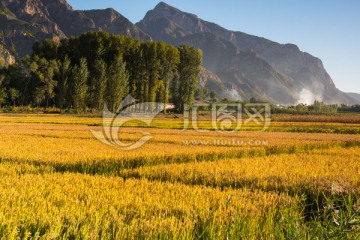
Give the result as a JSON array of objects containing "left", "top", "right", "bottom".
[
  {"left": 0, "top": 47, "right": 15, "bottom": 66},
  {"left": 199, "top": 67, "right": 228, "bottom": 98},
  {"left": 0, "top": 0, "right": 65, "bottom": 58},
  {"left": 137, "top": 2, "right": 357, "bottom": 104},
  {"left": 175, "top": 32, "right": 297, "bottom": 103},
  {"left": 83, "top": 9, "right": 148, "bottom": 40},
  {"left": 0, "top": 0, "right": 150, "bottom": 58}
]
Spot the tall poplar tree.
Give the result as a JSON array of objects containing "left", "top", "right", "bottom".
[
  {"left": 173, "top": 45, "right": 202, "bottom": 112},
  {"left": 106, "top": 56, "right": 129, "bottom": 112},
  {"left": 72, "top": 58, "right": 89, "bottom": 113}
]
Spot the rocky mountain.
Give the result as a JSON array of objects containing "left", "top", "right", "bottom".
[
  {"left": 199, "top": 67, "right": 227, "bottom": 96},
  {"left": 175, "top": 32, "right": 297, "bottom": 103},
  {"left": 137, "top": 2, "right": 357, "bottom": 104},
  {"left": 0, "top": 0, "right": 150, "bottom": 59},
  {"left": 0, "top": 0, "right": 357, "bottom": 104}
]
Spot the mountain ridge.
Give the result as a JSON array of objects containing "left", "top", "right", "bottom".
[
  {"left": 0, "top": 0, "right": 150, "bottom": 60},
  {"left": 347, "top": 93, "right": 360, "bottom": 103},
  {"left": 137, "top": 2, "right": 357, "bottom": 104},
  {"left": 0, "top": 0, "right": 358, "bottom": 104}
]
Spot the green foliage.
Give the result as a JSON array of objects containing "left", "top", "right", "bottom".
[
  {"left": 313, "top": 100, "right": 338, "bottom": 113},
  {"left": 339, "top": 104, "right": 360, "bottom": 113},
  {"left": 106, "top": 56, "right": 128, "bottom": 112},
  {"left": 8, "top": 87, "right": 19, "bottom": 106},
  {"left": 89, "top": 59, "right": 107, "bottom": 112},
  {"left": 0, "top": 32, "right": 202, "bottom": 113},
  {"left": 306, "top": 194, "right": 360, "bottom": 239},
  {"left": 172, "top": 45, "right": 202, "bottom": 112},
  {"left": 0, "top": 59, "right": 5, "bottom": 68},
  {"left": 0, "top": 73, "right": 7, "bottom": 107},
  {"left": 32, "top": 56, "right": 59, "bottom": 108},
  {"left": 157, "top": 42, "right": 180, "bottom": 113},
  {"left": 210, "top": 90, "right": 217, "bottom": 99},
  {"left": 56, "top": 56, "right": 72, "bottom": 110},
  {"left": 72, "top": 58, "right": 89, "bottom": 113},
  {"left": 287, "top": 127, "right": 360, "bottom": 135},
  {"left": 33, "top": 87, "right": 45, "bottom": 107},
  {"left": 195, "top": 87, "right": 210, "bottom": 100},
  {"left": 274, "top": 101, "right": 340, "bottom": 114},
  {"left": 33, "top": 39, "right": 60, "bottom": 60}
]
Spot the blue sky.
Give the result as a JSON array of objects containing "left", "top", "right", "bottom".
[{"left": 67, "top": 0, "right": 360, "bottom": 94}]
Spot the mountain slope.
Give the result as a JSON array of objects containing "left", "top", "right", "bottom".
[
  {"left": 137, "top": 2, "right": 357, "bottom": 104},
  {"left": 347, "top": 93, "right": 360, "bottom": 103},
  {"left": 175, "top": 32, "right": 297, "bottom": 103},
  {"left": 83, "top": 8, "right": 148, "bottom": 40},
  {"left": 0, "top": 0, "right": 66, "bottom": 58}
]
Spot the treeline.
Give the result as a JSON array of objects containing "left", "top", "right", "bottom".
[
  {"left": 0, "top": 31, "right": 202, "bottom": 113},
  {"left": 272, "top": 100, "right": 339, "bottom": 114},
  {"left": 271, "top": 100, "right": 360, "bottom": 115},
  {"left": 338, "top": 104, "right": 360, "bottom": 113}
]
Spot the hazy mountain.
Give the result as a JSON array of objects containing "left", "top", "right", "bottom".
[
  {"left": 175, "top": 32, "right": 297, "bottom": 103},
  {"left": 137, "top": 2, "right": 358, "bottom": 104},
  {"left": 0, "top": 0, "right": 150, "bottom": 58}
]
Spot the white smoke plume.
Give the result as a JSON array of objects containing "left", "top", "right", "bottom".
[
  {"left": 296, "top": 89, "right": 316, "bottom": 105},
  {"left": 296, "top": 88, "right": 323, "bottom": 105},
  {"left": 226, "top": 89, "right": 242, "bottom": 101},
  {"left": 296, "top": 81, "right": 325, "bottom": 105}
]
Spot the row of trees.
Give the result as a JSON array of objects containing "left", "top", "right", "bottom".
[
  {"left": 272, "top": 101, "right": 339, "bottom": 114},
  {"left": 338, "top": 104, "right": 360, "bottom": 113},
  {"left": 0, "top": 31, "right": 202, "bottom": 113}
]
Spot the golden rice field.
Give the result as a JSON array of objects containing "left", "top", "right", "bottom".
[{"left": 0, "top": 113, "right": 360, "bottom": 239}]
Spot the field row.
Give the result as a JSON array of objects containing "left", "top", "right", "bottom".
[
  {"left": 1, "top": 114, "right": 360, "bottom": 133},
  {"left": 121, "top": 147, "right": 360, "bottom": 198},
  {"left": 0, "top": 169, "right": 301, "bottom": 239},
  {"left": 1, "top": 123, "right": 360, "bottom": 174}
]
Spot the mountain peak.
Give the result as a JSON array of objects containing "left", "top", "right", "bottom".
[
  {"left": 151, "top": 2, "right": 197, "bottom": 18},
  {"left": 137, "top": 1, "right": 199, "bottom": 36},
  {"left": 40, "top": 0, "right": 73, "bottom": 12},
  {"left": 154, "top": 2, "right": 170, "bottom": 10}
]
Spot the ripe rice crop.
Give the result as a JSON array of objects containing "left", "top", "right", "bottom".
[
  {"left": 273, "top": 114, "right": 360, "bottom": 124},
  {"left": 121, "top": 147, "right": 360, "bottom": 197},
  {"left": 1, "top": 114, "right": 360, "bottom": 238},
  {"left": 0, "top": 171, "right": 300, "bottom": 239},
  {"left": 1, "top": 122, "right": 360, "bottom": 174}
]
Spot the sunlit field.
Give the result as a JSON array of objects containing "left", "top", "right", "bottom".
[{"left": 0, "top": 114, "right": 360, "bottom": 239}]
